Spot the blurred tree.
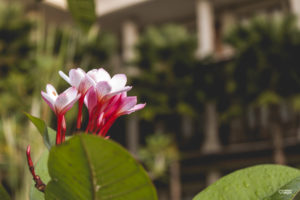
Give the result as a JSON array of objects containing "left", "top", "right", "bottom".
[
  {"left": 134, "top": 24, "right": 197, "bottom": 121},
  {"left": 139, "top": 133, "right": 180, "bottom": 200},
  {"left": 139, "top": 133, "right": 179, "bottom": 180},
  {"left": 0, "top": 2, "right": 36, "bottom": 199},
  {"left": 0, "top": 2, "right": 34, "bottom": 117},
  {"left": 225, "top": 15, "right": 300, "bottom": 163},
  {"left": 193, "top": 59, "right": 229, "bottom": 151},
  {"left": 225, "top": 15, "right": 300, "bottom": 104},
  {"left": 134, "top": 24, "right": 231, "bottom": 152}
]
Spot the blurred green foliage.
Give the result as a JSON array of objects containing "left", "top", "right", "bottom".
[
  {"left": 0, "top": 1, "right": 117, "bottom": 199},
  {"left": 134, "top": 24, "right": 197, "bottom": 120},
  {"left": 0, "top": 2, "right": 34, "bottom": 116},
  {"left": 139, "top": 133, "right": 179, "bottom": 180},
  {"left": 66, "top": 0, "right": 96, "bottom": 32},
  {"left": 2, "top": 0, "right": 300, "bottom": 198},
  {"left": 133, "top": 14, "right": 300, "bottom": 148},
  {"left": 225, "top": 15, "right": 300, "bottom": 105}
]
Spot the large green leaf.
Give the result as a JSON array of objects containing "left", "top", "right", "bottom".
[
  {"left": 67, "top": 0, "right": 96, "bottom": 32},
  {"left": 264, "top": 176, "right": 300, "bottom": 200},
  {"left": 0, "top": 183, "right": 11, "bottom": 200},
  {"left": 193, "top": 165, "right": 300, "bottom": 200},
  {"left": 30, "top": 151, "right": 50, "bottom": 200},
  {"left": 25, "top": 113, "right": 56, "bottom": 149},
  {"left": 45, "top": 134, "right": 158, "bottom": 200}
]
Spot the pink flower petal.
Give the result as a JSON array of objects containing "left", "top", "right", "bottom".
[
  {"left": 55, "top": 87, "right": 80, "bottom": 114},
  {"left": 101, "top": 94, "right": 122, "bottom": 117},
  {"left": 95, "top": 81, "right": 111, "bottom": 99},
  {"left": 41, "top": 91, "right": 55, "bottom": 112},
  {"left": 107, "top": 86, "right": 132, "bottom": 97},
  {"left": 84, "top": 87, "right": 97, "bottom": 114},
  {"left": 78, "top": 75, "right": 95, "bottom": 95},
  {"left": 125, "top": 103, "right": 146, "bottom": 114},
  {"left": 119, "top": 96, "right": 137, "bottom": 113}
]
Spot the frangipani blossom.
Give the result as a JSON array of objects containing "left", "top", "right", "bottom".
[
  {"left": 59, "top": 68, "right": 95, "bottom": 129},
  {"left": 98, "top": 93, "right": 146, "bottom": 136},
  {"left": 28, "top": 67, "right": 145, "bottom": 189},
  {"left": 87, "top": 68, "right": 111, "bottom": 83},
  {"left": 87, "top": 68, "right": 132, "bottom": 98},
  {"left": 84, "top": 86, "right": 98, "bottom": 116},
  {"left": 84, "top": 90, "right": 145, "bottom": 136},
  {"left": 41, "top": 84, "right": 80, "bottom": 115},
  {"left": 59, "top": 68, "right": 95, "bottom": 95},
  {"left": 60, "top": 68, "right": 133, "bottom": 129},
  {"left": 41, "top": 84, "right": 80, "bottom": 144},
  {"left": 42, "top": 68, "right": 144, "bottom": 140}
]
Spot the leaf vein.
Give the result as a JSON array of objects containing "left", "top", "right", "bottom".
[{"left": 80, "top": 137, "right": 97, "bottom": 200}]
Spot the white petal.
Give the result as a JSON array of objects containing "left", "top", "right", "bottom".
[
  {"left": 46, "top": 84, "right": 58, "bottom": 99},
  {"left": 96, "top": 68, "right": 111, "bottom": 82},
  {"left": 59, "top": 71, "right": 71, "bottom": 85},
  {"left": 87, "top": 69, "right": 98, "bottom": 82},
  {"left": 69, "top": 68, "right": 85, "bottom": 88},
  {"left": 110, "top": 74, "right": 127, "bottom": 92}
]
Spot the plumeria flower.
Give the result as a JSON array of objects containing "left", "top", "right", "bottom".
[
  {"left": 90, "top": 73, "right": 132, "bottom": 121},
  {"left": 84, "top": 86, "right": 98, "bottom": 132},
  {"left": 59, "top": 68, "right": 95, "bottom": 94},
  {"left": 60, "top": 67, "right": 132, "bottom": 130},
  {"left": 84, "top": 87, "right": 121, "bottom": 133},
  {"left": 98, "top": 92, "right": 146, "bottom": 136},
  {"left": 87, "top": 68, "right": 111, "bottom": 83},
  {"left": 41, "top": 84, "right": 81, "bottom": 144},
  {"left": 59, "top": 68, "right": 132, "bottom": 129},
  {"left": 41, "top": 84, "right": 80, "bottom": 115},
  {"left": 27, "top": 67, "right": 145, "bottom": 189},
  {"left": 84, "top": 90, "right": 145, "bottom": 136},
  {"left": 59, "top": 68, "right": 95, "bottom": 129},
  {"left": 87, "top": 68, "right": 132, "bottom": 98}
]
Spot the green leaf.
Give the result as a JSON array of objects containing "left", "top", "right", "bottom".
[
  {"left": 0, "top": 184, "right": 11, "bottom": 200},
  {"left": 25, "top": 112, "right": 56, "bottom": 149},
  {"left": 67, "top": 0, "right": 96, "bottom": 32},
  {"left": 264, "top": 176, "right": 300, "bottom": 200},
  {"left": 45, "top": 134, "right": 158, "bottom": 200},
  {"left": 193, "top": 165, "right": 300, "bottom": 200},
  {"left": 30, "top": 151, "right": 50, "bottom": 200}
]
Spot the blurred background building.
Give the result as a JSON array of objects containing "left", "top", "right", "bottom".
[{"left": 2, "top": 0, "right": 300, "bottom": 199}]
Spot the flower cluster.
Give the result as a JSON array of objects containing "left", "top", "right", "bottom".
[
  {"left": 41, "top": 68, "right": 145, "bottom": 144},
  {"left": 26, "top": 68, "right": 145, "bottom": 192}
]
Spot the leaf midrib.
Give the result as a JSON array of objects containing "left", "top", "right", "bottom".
[{"left": 80, "top": 137, "right": 97, "bottom": 200}]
